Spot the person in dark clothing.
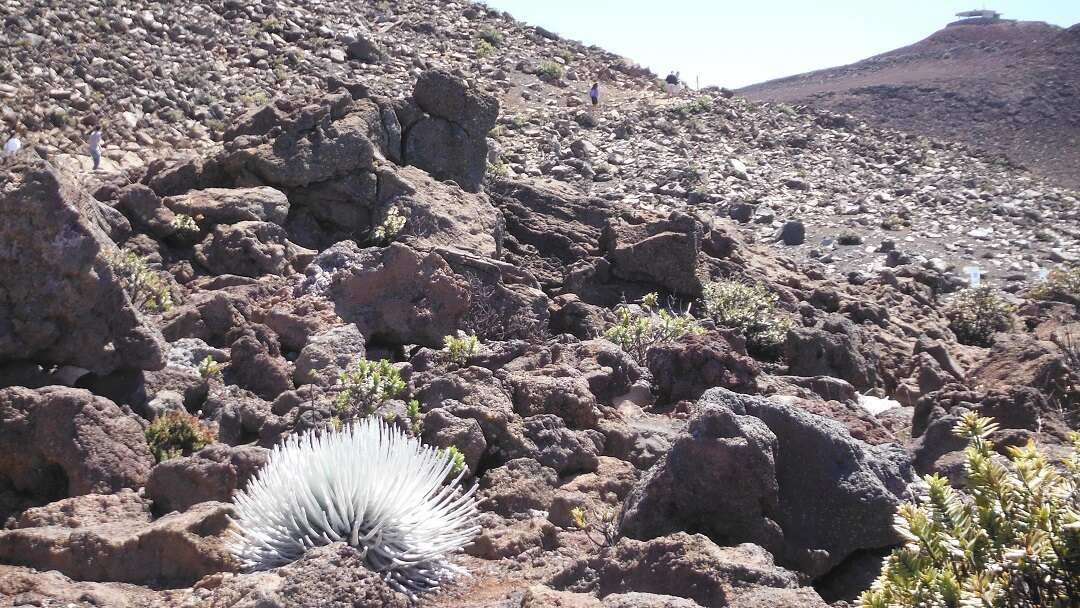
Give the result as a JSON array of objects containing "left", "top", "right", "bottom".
[
  {"left": 589, "top": 82, "right": 599, "bottom": 107},
  {"left": 665, "top": 71, "right": 680, "bottom": 95}
]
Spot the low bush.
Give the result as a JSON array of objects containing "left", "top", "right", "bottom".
[
  {"left": 439, "top": 445, "right": 467, "bottom": 476},
  {"left": 334, "top": 358, "right": 406, "bottom": 417},
  {"left": 442, "top": 333, "right": 480, "bottom": 366},
  {"left": 406, "top": 399, "right": 422, "bottom": 435},
  {"left": 571, "top": 507, "right": 620, "bottom": 548},
  {"left": 701, "top": 280, "right": 791, "bottom": 359},
  {"left": 372, "top": 206, "right": 406, "bottom": 244},
  {"left": 197, "top": 355, "right": 221, "bottom": 379},
  {"left": 475, "top": 39, "right": 495, "bottom": 58},
  {"left": 538, "top": 61, "right": 565, "bottom": 81},
  {"left": 488, "top": 159, "right": 509, "bottom": 177},
  {"left": 171, "top": 213, "right": 199, "bottom": 234},
  {"left": 837, "top": 232, "right": 863, "bottom": 245},
  {"left": 478, "top": 27, "right": 503, "bottom": 47},
  {"left": 105, "top": 249, "right": 173, "bottom": 313},
  {"left": 604, "top": 293, "right": 704, "bottom": 365},
  {"left": 670, "top": 95, "right": 713, "bottom": 117},
  {"left": 145, "top": 410, "right": 215, "bottom": 462},
  {"left": 945, "top": 287, "right": 1015, "bottom": 347},
  {"left": 860, "top": 413, "right": 1080, "bottom": 608},
  {"left": 1029, "top": 266, "right": 1080, "bottom": 306}
]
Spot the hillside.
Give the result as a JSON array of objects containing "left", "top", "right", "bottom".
[
  {"left": 741, "top": 19, "right": 1080, "bottom": 189},
  {"left": 0, "top": 2, "right": 1079, "bottom": 608}
]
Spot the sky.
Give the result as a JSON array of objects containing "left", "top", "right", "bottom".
[{"left": 482, "top": 1, "right": 1080, "bottom": 89}]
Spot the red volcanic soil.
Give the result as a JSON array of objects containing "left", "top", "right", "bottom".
[{"left": 741, "top": 20, "right": 1080, "bottom": 189}]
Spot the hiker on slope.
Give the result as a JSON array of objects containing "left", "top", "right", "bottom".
[
  {"left": 3, "top": 133, "right": 21, "bottom": 156},
  {"left": 665, "top": 71, "right": 680, "bottom": 96},
  {"left": 88, "top": 127, "right": 102, "bottom": 170},
  {"left": 589, "top": 82, "right": 599, "bottom": 108}
]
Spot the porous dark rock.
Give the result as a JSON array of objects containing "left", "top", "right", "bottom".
[
  {"left": 0, "top": 159, "right": 166, "bottom": 374},
  {"left": 0, "top": 387, "right": 153, "bottom": 514},
  {"left": 621, "top": 389, "right": 913, "bottom": 579},
  {"left": 227, "top": 332, "right": 293, "bottom": 400},
  {"left": 164, "top": 186, "right": 290, "bottom": 226},
  {"left": 0, "top": 501, "right": 235, "bottom": 586},
  {"left": 646, "top": 331, "right": 760, "bottom": 403},
  {"left": 600, "top": 212, "right": 704, "bottom": 297},
  {"left": 550, "top": 532, "right": 812, "bottom": 608},
  {"left": 478, "top": 458, "right": 559, "bottom": 516},
  {"left": 145, "top": 444, "right": 269, "bottom": 514},
  {"left": 301, "top": 242, "right": 470, "bottom": 347},
  {"left": 194, "top": 221, "right": 312, "bottom": 277},
  {"left": 293, "top": 324, "right": 367, "bottom": 387},
  {"left": 402, "top": 69, "right": 500, "bottom": 192},
  {"left": 785, "top": 315, "right": 880, "bottom": 391}
]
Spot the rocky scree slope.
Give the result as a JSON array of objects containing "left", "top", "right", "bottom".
[
  {"left": 741, "top": 20, "right": 1080, "bottom": 190},
  {"left": 0, "top": 65, "right": 1077, "bottom": 607},
  {"left": 3, "top": 0, "right": 1076, "bottom": 284},
  {"left": 0, "top": 2, "right": 1078, "bottom": 608}
]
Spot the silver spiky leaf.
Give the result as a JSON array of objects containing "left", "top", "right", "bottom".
[{"left": 228, "top": 417, "right": 480, "bottom": 596}]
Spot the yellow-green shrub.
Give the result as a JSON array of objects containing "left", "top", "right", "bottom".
[
  {"left": 145, "top": 410, "right": 214, "bottom": 462},
  {"left": 945, "top": 287, "right": 1015, "bottom": 347},
  {"left": 334, "top": 358, "right": 406, "bottom": 417},
  {"left": 604, "top": 293, "right": 704, "bottom": 365},
  {"left": 701, "top": 280, "right": 791, "bottom": 359},
  {"left": 106, "top": 249, "right": 173, "bottom": 313},
  {"left": 1029, "top": 266, "right": 1080, "bottom": 306},
  {"left": 860, "top": 413, "right": 1080, "bottom": 608}
]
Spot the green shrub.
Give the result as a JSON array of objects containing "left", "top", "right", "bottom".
[
  {"left": 478, "top": 27, "right": 504, "bottom": 46},
  {"left": 171, "top": 213, "right": 199, "bottom": 234},
  {"left": 860, "top": 413, "right": 1080, "bottom": 608},
  {"left": 837, "top": 232, "right": 863, "bottom": 245},
  {"left": 571, "top": 506, "right": 620, "bottom": 548},
  {"left": 1029, "top": 266, "right": 1080, "bottom": 306},
  {"left": 946, "top": 287, "right": 1015, "bottom": 347},
  {"left": 475, "top": 39, "right": 495, "bottom": 58},
  {"left": 105, "top": 249, "right": 173, "bottom": 313},
  {"left": 239, "top": 91, "right": 269, "bottom": 107},
  {"left": 160, "top": 108, "right": 186, "bottom": 123},
  {"left": 604, "top": 293, "right": 704, "bottom": 365},
  {"left": 334, "top": 358, "right": 406, "bottom": 417},
  {"left": 488, "top": 160, "right": 509, "bottom": 177},
  {"left": 406, "top": 399, "right": 422, "bottom": 435},
  {"left": 372, "top": 206, "right": 406, "bottom": 244},
  {"left": 197, "top": 355, "right": 221, "bottom": 379},
  {"left": 671, "top": 95, "right": 713, "bottom": 117},
  {"left": 327, "top": 415, "right": 342, "bottom": 432},
  {"left": 538, "top": 61, "right": 565, "bottom": 81},
  {"left": 881, "top": 214, "right": 906, "bottom": 231},
  {"left": 442, "top": 333, "right": 480, "bottom": 366},
  {"left": 701, "top": 280, "right": 791, "bottom": 359},
  {"left": 145, "top": 410, "right": 215, "bottom": 462},
  {"left": 440, "top": 445, "right": 467, "bottom": 476}
]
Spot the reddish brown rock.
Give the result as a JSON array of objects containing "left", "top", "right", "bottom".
[
  {"left": 646, "top": 331, "right": 760, "bottom": 403},
  {"left": 0, "top": 501, "right": 236, "bottom": 585},
  {"left": 145, "top": 444, "right": 268, "bottom": 514},
  {"left": 0, "top": 387, "right": 153, "bottom": 512},
  {"left": 0, "top": 159, "right": 166, "bottom": 374}
]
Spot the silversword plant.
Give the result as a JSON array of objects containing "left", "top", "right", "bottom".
[{"left": 229, "top": 418, "right": 480, "bottom": 597}]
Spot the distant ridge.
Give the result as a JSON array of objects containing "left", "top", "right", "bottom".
[{"left": 740, "top": 19, "right": 1080, "bottom": 189}]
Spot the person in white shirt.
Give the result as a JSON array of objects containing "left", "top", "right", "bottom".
[
  {"left": 3, "top": 135, "right": 21, "bottom": 156},
  {"left": 88, "top": 128, "right": 103, "bottom": 170}
]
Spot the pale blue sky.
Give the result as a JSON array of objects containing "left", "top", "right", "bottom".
[{"left": 483, "top": 1, "right": 1080, "bottom": 88}]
